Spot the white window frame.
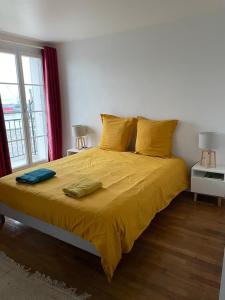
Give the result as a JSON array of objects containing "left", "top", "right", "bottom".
[{"left": 0, "top": 42, "right": 48, "bottom": 171}]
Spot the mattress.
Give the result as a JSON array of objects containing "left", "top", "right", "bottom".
[{"left": 0, "top": 148, "right": 188, "bottom": 280}]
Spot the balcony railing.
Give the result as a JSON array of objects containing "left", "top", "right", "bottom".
[{"left": 5, "top": 114, "right": 38, "bottom": 161}]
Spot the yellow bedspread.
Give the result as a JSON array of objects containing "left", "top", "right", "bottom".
[{"left": 0, "top": 148, "right": 188, "bottom": 280}]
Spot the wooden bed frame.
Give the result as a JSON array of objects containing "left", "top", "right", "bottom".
[{"left": 0, "top": 202, "right": 100, "bottom": 257}]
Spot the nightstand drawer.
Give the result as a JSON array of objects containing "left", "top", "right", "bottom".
[{"left": 191, "top": 177, "right": 225, "bottom": 197}]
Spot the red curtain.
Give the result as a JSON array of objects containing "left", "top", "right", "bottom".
[
  {"left": 42, "top": 46, "right": 62, "bottom": 161},
  {"left": 0, "top": 96, "right": 12, "bottom": 177}
]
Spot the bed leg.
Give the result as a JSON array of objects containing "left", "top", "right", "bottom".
[{"left": 0, "top": 214, "right": 5, "bottom": 225}]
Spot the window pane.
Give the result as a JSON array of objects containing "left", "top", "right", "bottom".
[
  {"left": 4, "top": 112, "right": 27, "bottom": 169},
  {"left": 5, "top": 113, "right": 24, "bottom": 141},
  {"left": 32, "top": 136, "right": 48, "bottom": 163},
  {"left": 22, "top": 56, "right": 43, "bottom": 85},
  {"left": 0, "top": 84, "right": 22, "bottom": 114},
  {"left": 9, "top": 140, "right": 27, "bottom": 169},
  {"left": 25, "top": 85, "right": 45, "bottom": 111},
  {"left": 23, "top": 55, "right": 48, "bottom": 165},
  {"left": 29, "top": 111, "right": 47, "bottom": 137},
  {"left": 0, "top": 52, "right": 18, "bottom": 83}
]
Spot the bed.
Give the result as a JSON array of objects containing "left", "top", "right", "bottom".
[{"left": 0, "top": 148, "right": 188, "bottom": 280}]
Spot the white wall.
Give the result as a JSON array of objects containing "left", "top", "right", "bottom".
[{"left": 57, "top": 12, "right": 225, "bottom": 167}]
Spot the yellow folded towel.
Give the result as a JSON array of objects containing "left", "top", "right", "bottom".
[{"left": 63, "top": 178, "right": 102, "bottom": 198}]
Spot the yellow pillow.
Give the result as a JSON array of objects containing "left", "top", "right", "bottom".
[
  {"left": 135, "top": 117, "right": 178, "bottom": 157},
  {"left": 99, "top": 114, "right": 135, "bottom": 151}
]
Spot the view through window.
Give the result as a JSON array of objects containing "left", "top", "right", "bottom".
[{"left": 0, "top": 51, "right": 48, "bottom": 169}]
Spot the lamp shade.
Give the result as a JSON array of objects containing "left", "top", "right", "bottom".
[
  {"left": 198, "top": 132, "right": 217, "bottom": 150},
  {"left": 72, "top": 125, "right": 87, "bottom": 137}
]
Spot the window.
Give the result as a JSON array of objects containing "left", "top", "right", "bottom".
[{"left": 0, "top": 47, "right": 48, "bottom": 170}]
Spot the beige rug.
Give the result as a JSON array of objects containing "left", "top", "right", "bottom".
[{"left": 0, "top": 252, "right": 90, "bottom": 300}]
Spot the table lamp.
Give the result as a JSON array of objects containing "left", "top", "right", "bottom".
[
  {"left": 72, "top": 125, "right": 87, "bottom": 150},
  {"left": 199, "top": 132, "right": 217, "bottom": 168}
]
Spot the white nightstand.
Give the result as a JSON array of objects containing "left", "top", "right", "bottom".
[
  {"left": 191, "top": 162, "right": 225, "bottom": 207},
  {"left": 66, "top": 147, "right": 91, "bottom": 156}
]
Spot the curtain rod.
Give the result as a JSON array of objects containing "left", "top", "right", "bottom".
[{"left": 0, "top": 38, "right": 44, "bottom": 49}]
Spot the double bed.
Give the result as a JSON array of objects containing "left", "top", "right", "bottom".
[{"left": 0, "top": 148, "right": 188, "bottom": 280}]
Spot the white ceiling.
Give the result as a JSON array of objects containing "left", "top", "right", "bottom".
[{"left": 0, "top": 0, "right": 224, "bottom": 43}]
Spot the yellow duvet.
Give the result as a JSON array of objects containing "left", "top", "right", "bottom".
[{"left": 0, "top": 148, "right": 188, "bottom": 280}]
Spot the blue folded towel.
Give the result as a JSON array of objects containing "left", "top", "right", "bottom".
[{"left": 16, "top": 168, "right": 56, "bottom": 184}]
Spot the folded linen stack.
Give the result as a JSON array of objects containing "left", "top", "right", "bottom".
[
  {"left": 63, "top": 178, "right": 102, "bottom": 198},
  {"left": 16, "top": 168, "right": 56, "bottom": 184}
]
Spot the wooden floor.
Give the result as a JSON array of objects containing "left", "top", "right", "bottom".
[{"left": 0, "top": 192, "right": 225, "bottom": 300}]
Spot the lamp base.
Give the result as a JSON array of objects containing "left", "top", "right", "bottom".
[
  {"left": 200, "top": 150, "right": 216, "bottom": 168},
  {"left": 75, "top": 137, "right": 87, "bottom": 150}
]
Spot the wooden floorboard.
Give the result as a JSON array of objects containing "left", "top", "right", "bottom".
[{"left": 0, "top": 192, "right": 224, "bottom": 299}]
